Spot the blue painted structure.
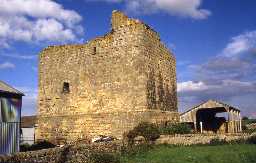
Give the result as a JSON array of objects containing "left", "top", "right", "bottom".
[{"left": 0, "top": 80, "right": 24, "bottom": 154}]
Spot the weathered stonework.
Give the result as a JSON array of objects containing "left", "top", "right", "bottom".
[
  {"left": 155, "top": 133, "right": 251, "bottom": 145},
  {"left": 36, "top": 11, "right": 179, "bottom": 144}
]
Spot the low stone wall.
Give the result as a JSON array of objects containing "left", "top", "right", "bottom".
[
  {"left": 155, "top": 133, "right": 250, "bottom": 145},
  {"left": 1, "top": 133, "right": 253, "bottom": 163},
  {"left": 0, "top": 142, "right": 122, "bottom": 163},
  {"left": 247, "top": 123, "right": 256, "bottom": 130}
]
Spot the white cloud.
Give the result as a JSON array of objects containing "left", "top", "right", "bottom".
[
  {"left": 178, "top": 81, "right": 210, "bottom": 92},
  {"left": 178, "top": 79, "right": 256, "bottom": 104},
  {"left": 222, "top": 30, "right": 256, "bottom": 57},
  {"left": 0, "top": 0, "right": 84, "bottom": 47},
  {"left": 0, "top": 62, "right": 15, "bottom": 69},
  {"left": 130, "top": 0, "right": 210, "bottom": 19},
  {"left": 0, "top": 40, "right": 9, "bottom": 48},
  {"left": 88, "top": 0, "right": 122, "bottom": 2},
  {"left": 189, "top": 30, "right": 256, "bottom": 83},
  {"left": 89, "top": 0, "right": 210, "bottom": 19},
  {"left": 177, "top": 60, "right": 190, "bottom": 66},
  {"left": 34, "top": 18, "right": 76, "bottom": 41},
  {"left": 179, "top": 30, "right": 256, "bottom": 117},
  {"left": 0, "top": 53, "right": 37, "bottom": 60},
  {"left": 0, "top": 0, "right": 81, "bottom": 25}
]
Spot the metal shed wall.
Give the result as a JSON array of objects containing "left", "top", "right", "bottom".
[{"left": 0, "top": 97, "right": 21, "bottom": 154}]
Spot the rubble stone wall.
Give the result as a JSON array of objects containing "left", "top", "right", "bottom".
[
  {"left": 36, "top": 10, "right": 178, "bottom": 144},
  {"left": 155, "top": 134, "right": 251, "bottom": 145},
  {"left": 0, "top": 143, "right": 121, "bottom": 163}
]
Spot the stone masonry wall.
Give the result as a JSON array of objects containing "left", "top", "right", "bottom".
[
  {"left": 37, "top": 111, "right": 179, "bottom": 144},
  {"left": 0, "top": 142, "right": 121, "bottom": 163},
  {"left": 155, "top": 133, "right": 251, "bottom": 145},
  {"left": 1, "top": 134, "right": 254, "bottom": 163},
  {"left": 36, "top": 10, "right": 178, "bottom": 144}
]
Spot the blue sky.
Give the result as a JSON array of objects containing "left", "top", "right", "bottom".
[{"left": 0, "top": 0, "right": 255, "bottom": 118}]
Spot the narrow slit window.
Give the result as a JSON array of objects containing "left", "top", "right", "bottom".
[
  {"left": 63, "top": 82, "right": 70, "bottom": 93},
  {"left": 93, "top": 47, "right": 96, "bottom": 55}
]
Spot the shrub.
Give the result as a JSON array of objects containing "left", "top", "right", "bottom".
[
  {"left": 121, "top": 143, "right": 153, "bottom": 156},
  {"left": 160, "top": 123, "right": 192, "bottom": 135},
  {"left": 126, "top": 130, "right": 137, "bottom": 145},
  {"left": 247, "top": 135, "right": 256, "bottom": 144},
  {"left": 125, "top": 122, "right": 160, "bottom": 145},
  {"left": 228, "top": 138, "right": 246, "bottom": 145},
  {"left": 20, "top": 143, "right": 31, "bottom": 152},
  {"left": 133, "top": 122, "right": 160, "bottom": 142},
  {"left": 29, "top": 140, "right": 56, "bottom": 151},
  {"left": 242, "top": 124, "right": 256, "bottom": 134},
  {"left": 20, "top": 140, "right": 56, "bottom": 151},
  {"left": 209, "top": 138, "right": 227, "bottom": 145},
  {"left": 89, "top": 152, "right": 121, "bottom": 163},
  {"left": 242, "top": 117, "right": 249, "bottom": 120},
  {"left": 242, "top": 124, "right": 248, "bottom": 131}
]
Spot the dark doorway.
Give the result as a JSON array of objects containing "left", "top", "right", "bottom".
[{"left": 196, "top": 107, "right": 227, "bottom": 133}]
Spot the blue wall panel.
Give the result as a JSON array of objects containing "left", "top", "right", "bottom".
[{"left": 0, "top": 97, "right": 21, "bottom": 154}]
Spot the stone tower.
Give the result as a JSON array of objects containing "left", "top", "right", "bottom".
[{"left": 36, "top": 11, "right": 179, "bottom": 144}]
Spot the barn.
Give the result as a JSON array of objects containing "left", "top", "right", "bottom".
[
  {"left": 180, "top": 100, "right": 242, "bottom": 134},
  {"left": 0, "top": 80, "right": 24, "bottom": 154}
]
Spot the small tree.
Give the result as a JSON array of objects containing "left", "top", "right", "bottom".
[
  {"left": 126, "top": 122, "right": 160, "bottom": 145},
  {"left": 160, "top": 123, "right": 192, "bottom": 135},
  {"left": 242, "top": 116, "right": 249, "bottom": 120},
  {"left": 133, "top": 122, "right": 160, "bottom": 142}
]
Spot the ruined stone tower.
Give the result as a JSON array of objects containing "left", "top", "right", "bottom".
[{"left": 36, "top": 11, "right": 179, "bottom": 143}]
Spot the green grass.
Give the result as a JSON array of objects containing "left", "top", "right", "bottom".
[{"left": 121, "top": 144, "right": 256, "bottom": 163}]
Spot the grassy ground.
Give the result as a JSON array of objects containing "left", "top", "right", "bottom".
[{"left": 121, "top": 144, "right": 256, "bottom": 163}]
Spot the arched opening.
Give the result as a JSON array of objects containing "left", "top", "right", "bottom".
[{"left": 195, "top": 107, "right": 227, "bottom": 134}]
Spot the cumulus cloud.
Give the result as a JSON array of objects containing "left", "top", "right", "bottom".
[
  {"left": 178, "top": 81, "right": 211, "bottom": 92},
  {"left": 178, "top": 80, "right": 256, "bottom": 97},
  {"left": 222, "top": 30, "right": 256, "bottom": 57},
  {"left": 0, "top": 53, "right": 37, "bottom": 60},
  {"left": 0, "top": 0, "right": 84, "bottom": 47},
  {"left": 0, "top": 62, "right": 15, "bottom": 69},
  {"left": 191, "top": 57, "right": 256, "bottom": 82},
  {"left": 189, "top": 30, "right": 256, "bottom": 83},
  {"left": 88, "top": 0, "right": 211, "bottom": 19},
  {"left": 88, "top": 0, "right": 122, "bottom": 2}
]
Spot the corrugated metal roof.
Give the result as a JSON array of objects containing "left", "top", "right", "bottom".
[
  {"left": 0, "top": 80, "right": 24, "bottom": 96},
  {"left": 180, "top": 99, "right": 240, "bottom": 116}
]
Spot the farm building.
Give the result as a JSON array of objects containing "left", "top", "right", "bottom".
[
  {"left": 21, "top": 116, "right": 37, "bottom": 145},
  {"left": 0, "top": 80, "right": 24, "bottom": 154},
  {"left": 180, "top": 100, "right": 242, "bottom": 134}
]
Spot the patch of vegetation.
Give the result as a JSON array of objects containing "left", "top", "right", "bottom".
[
  {"left": 209, "top": 138, "right": 227, "bottom": 145},
  {"left": 89, "top": 152, "right": 121, "bottom": 163},
  {"left": 209, "top": 136, "right": 256, "bottom": 146},
  {"left": 121, "top": 143, "right": 153, "bottom": 156},
  {"left": 242, "top": 119, "right": 256, "bottom": 133},
  {"left": 20, "top": 143, "right": 31, "bottom": 152},
  {"left": 125, "top": 122, "right": 160, "bottom": 145},
  {"left": 121, "top": 144, "right": 256, "bottom": 163},
  {"left": 247, "top": 135, "right": 256, "bottom": 144},
  {"left": 20, "top": 140, "right": 56, "bottom": 152},
  {"left": 159, "top": 123, "right": 192, "bottom": 135}
]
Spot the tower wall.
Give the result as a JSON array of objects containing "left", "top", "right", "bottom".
[{"left": 36, "top": 11, "right": 179, "bottom": 144}]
